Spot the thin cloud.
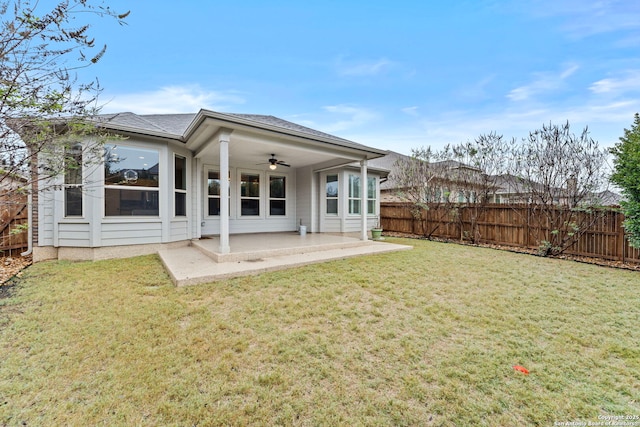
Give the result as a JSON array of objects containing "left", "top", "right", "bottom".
[
  {"left": 321, "top": 104, "right": 379, "bottom": 132},
  {"left": 349, "top": 96, "right": 640, "bottom": 155},
  {"left": 100, "top": 85, "right": 246, "bottom": 114},
  {"left": 507, "top": 63, "right": 579, "bottom": 101},
  {"left": 401, "top": 106, "right": 420, "bottom": 117},
  {"left": 590, "top": 70, "right": 640, "bottom": 94},
  {"left": 334, "top": 56, "right": 394, "bottom": 77},
  {"left": 519, "top": 0, "right": 640, "bottom": 39}
]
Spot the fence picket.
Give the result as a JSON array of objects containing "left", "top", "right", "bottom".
[{"left": 381, "top": 203, "right": 640, "bottom": 264}]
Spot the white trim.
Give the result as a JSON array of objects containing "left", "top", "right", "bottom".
[
  {"left": 173, "top": 153, "right": 188, "bottom": 218},
  {"left": 361, "top": 160, "right": 368, "bottom": 240},
  {"left": 218, "top": 131, "right": 230, "bottom": 253},
  {"left": 237, "top": 169, "right": 263, "bottom": 219},
  {"left": 266, "top": 172, "right": 290, "bottom": 218}
]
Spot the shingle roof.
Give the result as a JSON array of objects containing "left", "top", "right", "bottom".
[
  {"left": 98, "top": 111, "right": 355, "bottom": 145},
  {"left": 224, "top": 114, "right": 355, "bottom": 144}
]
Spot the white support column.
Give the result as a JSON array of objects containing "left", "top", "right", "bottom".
[
  {"left": 192, "top": 157, "right": 202, "bottom": 240},
  {"left": 360, "top": 159, "right": 368, "bottom": 241},
  {"left": 219, "top": 131, "right": 231, "bottom": 253}
]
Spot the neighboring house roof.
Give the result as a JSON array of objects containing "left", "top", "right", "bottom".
[
  {"left": 590, "top": 190, "right": 623, "bottom": 206},
  {"left": 369, "top": 151, "right": 486, "bottom": 192},
  {"left": 367, "top": 152, "right": 408, "bottom": 191},
  {"left": 490, "top": 174, "right": 547, "bottom": 195}
]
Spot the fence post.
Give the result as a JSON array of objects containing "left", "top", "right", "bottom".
[{"left": 618, "top": 212, "right": 626, "bottom": 263}]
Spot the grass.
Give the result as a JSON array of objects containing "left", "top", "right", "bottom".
[{"left": 0, "top": 238, "right": 639, "bottom": 426}]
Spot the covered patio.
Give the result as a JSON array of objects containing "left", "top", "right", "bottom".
[{"left": 158, "top": 232, "right": 412, "bottom": 286}]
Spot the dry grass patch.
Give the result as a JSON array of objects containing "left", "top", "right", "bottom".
[{"left": 0, "top": 239, "right": 638, "bottom": 426}]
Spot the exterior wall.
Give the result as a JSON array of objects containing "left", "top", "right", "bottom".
[
  {"left": 295, "top": 166, "right": 313, "bottom": 232},
  {"left": 101, "top": 220, "right": 163, "bottom": 246},
  {"left": 57, "top": 221, "right": 91, "bottom": 247},
  {"left": 200, "top": 164, "right": 297, "bottom": 236},
  {"left": 36, "top": 137, "right": 196, "bottom": 258},
  {"left": 38, "top": 188, "right": 56, "bottom": 247},
  {"left": 318, "top": 168, "right": 382, "bottom": 233},
  {"left": 34, "top": 133, "right": 386, "bottom": 261}
]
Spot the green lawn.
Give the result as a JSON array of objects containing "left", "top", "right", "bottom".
[{"left": 0, "top": 238, "right": 638, "bottom": 426}]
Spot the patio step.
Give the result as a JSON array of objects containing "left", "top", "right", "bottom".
[{"left": 190, "top": 237, "right": 373, "bottom": 263}]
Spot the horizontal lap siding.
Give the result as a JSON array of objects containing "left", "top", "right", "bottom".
[
  {"left": 170, "top": 220, "right": 189, "bottom": 241},
  {"left": 101, "top": 221, "right": 162, "bottom": 246},
  {"left": 57, "top": 222, "right": 91, "bottom": 247},
  {"left": 230, "top": 217, "right": 297, "bottom": 234},
  {"left": 323, "top": 217, "right": 342, "bottom": 233}
]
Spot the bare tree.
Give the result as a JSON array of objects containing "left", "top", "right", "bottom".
[
  {"left": 0, "top": 1, "right": 128, "bottom": 253},
  {"left": 390, "top": 137, "right": 510, "bottom": 241},
  {"left": 390, "top": 147, "right": 446, "bottom": 238},
  {"left": 439, "top": 133, "right": 511, "bottom": 242},
  {"left": 507, "top": 121, "right": 609, "bottom": 256},
  {"left": 1, "top": 0, "right": 128, "bottom": 199}
]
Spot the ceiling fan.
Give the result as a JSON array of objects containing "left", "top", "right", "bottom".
[{"left": 259, "top": 154, "right": 290, "bottom": 170}]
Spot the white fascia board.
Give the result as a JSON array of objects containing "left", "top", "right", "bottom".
[{"left": 98, "top": 123, "right": 182, "bottom": 142}]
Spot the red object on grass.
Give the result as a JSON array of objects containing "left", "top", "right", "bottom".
[{"left": 513, "top": 365, "right": 530, "bottom": 374}]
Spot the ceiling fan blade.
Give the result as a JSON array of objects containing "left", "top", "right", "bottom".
[{"left": 277, "top": 161, "right": 291, "bottom": 167}]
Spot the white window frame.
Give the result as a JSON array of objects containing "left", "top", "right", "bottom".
[
  {"left": 205, "top": 168, "right": 231, "bottom": 217},
  {"left": 366, "top": 176, "right": 377, "bottom": 216},
  {"left": 325, "top": 173, "right": 339, "bottom": 215},
  {"left": 103, "top": 143, "right": 160, "bottom": 217},
  {"left": 174, "top": 154, "right": 187, "bottom": 217},
  {"left": 267, "top": 173, "right": 288, "bottom": 217},
  {"left": 238, "top": 170, "right": 262, "bottom": 218},
  {"left": 64, "top": 142, "right": 84, "bottom": 218},
  {"left": 348, "top": 173, "right": 361, "bottom": 215}
]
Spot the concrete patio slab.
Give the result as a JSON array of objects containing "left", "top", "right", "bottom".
[{"left": 158, "top": 233, "right": 412, "bottom": 286}]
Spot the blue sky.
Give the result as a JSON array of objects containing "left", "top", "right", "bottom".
[{"left": 77, "top": 0, "right": 640, "bottom": 154}]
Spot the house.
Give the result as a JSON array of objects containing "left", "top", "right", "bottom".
[
  {"left": 369, "top": 151, "right": 490, "bottom": 203},
  {"left": 23, "top": 110, "right": 390, "bottom": 262}
]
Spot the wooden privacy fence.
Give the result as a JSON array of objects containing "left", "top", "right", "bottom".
[
  {"left": 0, "top": 193, "right": 28, "bottom": 256},
  {"left": 381, "top": 202, "right": 640, "bottom": 264}
]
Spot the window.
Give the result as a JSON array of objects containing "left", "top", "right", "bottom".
[
  {"left": 207, "top": 171, "right": 221, "bottom": 216},
  {"left": 174, "top": 155, "right": 186, "bottom": 216},
  {"left": 367, "top": 177, "right": 376, "bottom": 215},
  {"left": 326, "top": 174, "right": 338, "bottom": 214},
  {"left": 240, "top": 173, "right": 260, "bottom": 216},
  {"left": 64, "top": 143, "right": 83, "bottom": 217},
  {"left": 269, "top": 175, "right": 286, "bottom": 216},
  {"left": 104, "top": 145, "right": 159, "bottom": 216},
  {"left": 348, "top": 174, "right": 361, "bottom": 214}
]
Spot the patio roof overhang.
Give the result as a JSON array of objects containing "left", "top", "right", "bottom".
[{"left": 183, "top": 110, "right": 388, "bottom": 169}]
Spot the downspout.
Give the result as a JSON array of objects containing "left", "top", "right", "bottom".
[{"left": 21, "top": 184, "right": 33, "bottom": 256}]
